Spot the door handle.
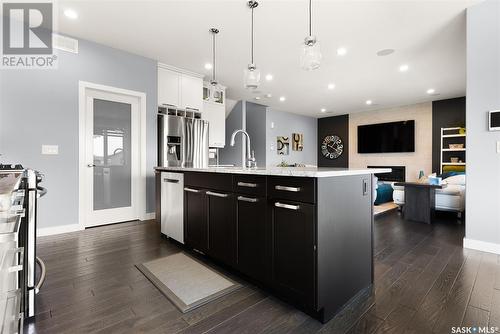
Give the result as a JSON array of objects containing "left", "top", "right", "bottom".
[
  {"left": 164, "top": 178, "right": 179, "bottom": 183},
  {"left": 206, "top": 191, "right": 228, "bottom": 198},
  {"left": 237, "top": 182, "right": 258, "bottom": 188},
  {"left": 275, "top": 202, "right": 300, "bottom": 210},
  {"left": 184, "top": 187, "right": 200, "bottom": 193},
  {"left": 237, "top": 196, "right": 258, "bottom": 203},
  {"left": 275, "top": 185, "right": 301, "bottom": 192},
  {"left": 362, "top": 179, "right": 368, "bottom": 196},
  {"left": 87, "top": 164, "right": 96, "bottom": 168}
]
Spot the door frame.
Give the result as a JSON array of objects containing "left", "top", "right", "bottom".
[{"left": 78, "top": 81, "right": 147, "bottom": 229}]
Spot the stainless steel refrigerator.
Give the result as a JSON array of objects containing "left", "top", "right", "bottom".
[{"left": 158, "top": 110, "right": 209, "bottom": 168}]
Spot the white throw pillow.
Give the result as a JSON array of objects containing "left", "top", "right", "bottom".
[{"left": 445, "top": 174, "right": 466, "bottom": 185}]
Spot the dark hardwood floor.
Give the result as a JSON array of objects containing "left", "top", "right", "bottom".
[{"left": 24, "top": 212, "right": 500, "bottom": 334}]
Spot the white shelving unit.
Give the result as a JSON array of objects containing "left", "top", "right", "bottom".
[{"left": 440, "top": 127, "right": 466, "bottom": 173}]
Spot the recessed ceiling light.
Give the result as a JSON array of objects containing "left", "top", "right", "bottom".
[
  {"left": 427, "top": 88, "right": 435, "bottom": 94},
  {"left": 399, "top": 64, "right": 409, "bottom": 72},
  {"left": 64, "top": 9, "right": 78, "bottom": 19},
  {"left": 321, "top": 108, "right": 326, "bottom": 113},
  {"left": 327, "top": 83, "right": 335, "bottom": 90},
  {"left": 265, "top": 74, "right": 273, "bottom": 81},
  {"left": 376, "top": 49, "right": 395, "bottom": 57},
  {"left": 366, "top": 100, "right": 373, "bottom": 105},
  {"left": 204, "top": 63, "right": 213, "bottom": 70},
  {"left": 279, "top": 96, "right": 286, "bottom": 102},
  {"left": 336, "top": 47, "right": 347, "bottom": 56},
  {"left": 265, "top": 93, "right": 272, "bottom": 98}
]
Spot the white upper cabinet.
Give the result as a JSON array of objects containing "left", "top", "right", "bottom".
[
  {"left": 203, "top": 101, "right": 225, "bottom": 148},
  {"left": 158, "top": 68, "right": 180, "bottom": 107},
  {"left": 157, "top": 64, "right": 203, "bottom": 112},
  {"left": 180, "top": 74, "right": 203, "bottom": 111}
]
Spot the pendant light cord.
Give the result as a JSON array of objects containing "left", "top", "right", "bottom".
[
  {"left": 212, "top": 32, "right": 216, "bottom": 82},
  {"left": 309, "top": 0, "right": 312, "bottom": 36},
  {"left": 251, "top": 6, "right": 254, "bottom": 64}
]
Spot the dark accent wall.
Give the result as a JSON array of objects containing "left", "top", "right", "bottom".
[
  {"left": 432, "top": 97, "right": 466, "bottom": 173},
  {"left": 317, "top": 114, "right": 349, "bottom": 167}
]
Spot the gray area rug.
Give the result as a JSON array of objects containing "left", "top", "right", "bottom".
[{"left": 136, "top": 252, "right": 241, "bottom": 313}]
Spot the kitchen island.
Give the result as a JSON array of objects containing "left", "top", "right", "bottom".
[{"left": 155, "top": 166, "right": 390, "bottom": 323}]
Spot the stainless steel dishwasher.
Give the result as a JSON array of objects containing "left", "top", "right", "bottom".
[{"left": 160, "top": 172, "right": 184, "bottom": 244}]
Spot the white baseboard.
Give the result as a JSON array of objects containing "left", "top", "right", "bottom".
[
  {"left": 463, "top": 238, "right": 500, "bottom": 255},
  {"left": 37, "top": 224, "right": 83, "bottom": 237},
  {"left": 142, "top": 212, "right": 156, "bottom": 221}
]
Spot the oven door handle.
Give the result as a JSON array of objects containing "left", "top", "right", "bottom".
[{"left": 37, "top": 186, "right": 47, "bottom": 198}]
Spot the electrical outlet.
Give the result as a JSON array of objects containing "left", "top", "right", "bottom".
[{"left": 42, "top": 145, "right": 59, "bottom": 155}]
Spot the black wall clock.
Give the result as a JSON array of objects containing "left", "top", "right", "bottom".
[{"left": 321, "top": 135, "right": 344, "bottom": 159}]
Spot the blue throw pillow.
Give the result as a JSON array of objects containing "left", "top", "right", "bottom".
[{"left": 375, "top": 183, "right": 394, "bottom": 205}]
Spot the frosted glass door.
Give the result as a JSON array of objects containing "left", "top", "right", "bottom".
[
  {"left": 83, "top": 86, "right": 140, "bottom": 228},
  {"left": 92, "top": 99, "right": 132, "bottom": 211}
]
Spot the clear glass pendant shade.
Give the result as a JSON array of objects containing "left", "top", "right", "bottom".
[
  {"left": 300, "top": 37, "right": 322, "bottom": 71},
  {"left": 243, "top": 65, "right": 261, "bottom": 89}
]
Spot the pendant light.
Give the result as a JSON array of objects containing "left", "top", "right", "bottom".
[
  {"left": 209, "top": 28, "right": 221, "bottom": 100},
  {"left": 300, "top": 0, "right": 321, "bottom": 70},
  {"left": 244, "top": 0, "right": 260, "bottom": 89}
]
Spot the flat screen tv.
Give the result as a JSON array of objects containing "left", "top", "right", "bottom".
[{"left": 358, "top": 120, "right": 415, "bottom": 153}]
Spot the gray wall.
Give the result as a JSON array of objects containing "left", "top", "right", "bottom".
[
  {"left": 0, "top": 37, "right": 157, "bottom": 229},
  {"left": 466, "top": 0, "right": 500, "bottom": 246},
  {"left": 246, "top": 102, "right": 267, "bottom": 167},
  {"left": 219, "top": 101, "right": 243, "bottom": 166},
  {"left": 266, "top": 108, "right": 318, "bottom": 167}
]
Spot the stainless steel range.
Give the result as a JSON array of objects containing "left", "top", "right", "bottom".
[{"left": 0, "top": 164, "right": 47, "bottom": 332}]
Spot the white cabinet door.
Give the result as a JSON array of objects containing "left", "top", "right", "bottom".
[
  {"left": 180, "top": 75, "right": 203, "bottom": 112},
  {"left": 158, "top": 68, "right": 180, "bottom": 106},
  {"left": 203, "top": 102, "right": 225, "bottom": 148}
]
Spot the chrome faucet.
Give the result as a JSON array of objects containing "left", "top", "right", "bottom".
[{"left": 230, "top": 129, "right": 257, "bottom": 168}]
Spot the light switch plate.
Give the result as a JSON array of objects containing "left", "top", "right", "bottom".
[
  {"left": 42, "top": 145, "right": 59, "bottom": 155},
  {"left": 497, "top": 141, "right": 500, "bottom": 153}
]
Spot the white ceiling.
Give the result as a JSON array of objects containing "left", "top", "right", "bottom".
[{"left": 56, "top": 0, "right": 478, "bottom": 117}]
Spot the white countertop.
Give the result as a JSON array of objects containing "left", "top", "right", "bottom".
[{"left": 155, "top": 166, "right": 391, "bottom": 178}]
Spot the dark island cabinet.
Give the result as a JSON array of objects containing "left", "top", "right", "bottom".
[
  {"left": 178, "top": 171, "right": 374, "bottom": 324},
  {"left": 184, "top": 187, "right": 208, "bottom": 253},
  {"left": 236, "top": 194, "right": 269, "bottom": 282},
  {"left": 207, "top": 191, "right": 236, "bottom": 266},
  {"left": 270, "top": 200, "right": 315, "bottom": 309}
]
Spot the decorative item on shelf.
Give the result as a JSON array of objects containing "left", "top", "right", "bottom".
[
  {"left": 292, "top": 133, "right": 304, "bottom": 151},
  {"left": 449, "top": 143, "right": 464, "bottom": 149},
  {"left": 459, "top": 127, "right": 466, "bottom": 134},
  {"left": 277, "top": 160, "right": 289, "bottom": 167},
  {"left": 450, "top": 157, "right": 460, "bottom": 163},
  {"left": 244, "top": 1, "right": 261, "bottom": 89},
  {"left": 300, "top": 0, "right": 321, "bottom": 70},
  {"left": 418, "top": 170, "right": 424, "bottom": 179},
  {"left": 277, "top": 136, "right": 290, "bottom": 155},
  {"left": 321, "top": 135, "right": 343, "bottom": 160}
]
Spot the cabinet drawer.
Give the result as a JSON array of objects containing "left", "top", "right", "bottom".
[
  {"left": 184, "top": 172, "right": 232, "bottom": 192},
  {"left": 233, "top": 175, "right": 266, "bottom": 196},
  {"left": 268, "top": 176, "right": 316, "bottom": 204}
]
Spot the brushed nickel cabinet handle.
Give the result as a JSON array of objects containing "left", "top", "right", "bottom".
[
  {"left": 164, "top": 178, "right": 179, "bottom": 183},
  {"left": 237, "top": 196, "right": 258, "bottom": 203},
  {"left": 275, "top": 202, "right": 300, "bottom": 210},
  {"left": 184, "top": 187, "right": 200, "bottom": 193},
  {"left": 237, "top": 181, "right": 258, "bottom": 188},
  {"left": 206, "top": 191, "right": 228, "bottom": 198},
  {"left": 275, "top": 185, "right": 301, "bottom": 192}
]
